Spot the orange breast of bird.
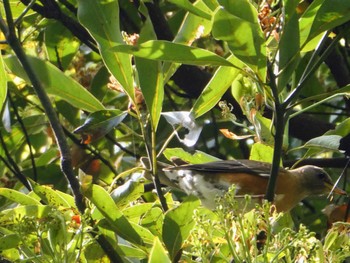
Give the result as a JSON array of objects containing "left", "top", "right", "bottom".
[{"left": 218, "top": 171, "right": 303, "bottom": 212}]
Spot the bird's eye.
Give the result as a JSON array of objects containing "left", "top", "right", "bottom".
[{"left": 317, "top": 173, "right": 326, "bottom": 180}]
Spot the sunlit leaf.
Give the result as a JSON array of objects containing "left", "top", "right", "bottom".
[
  {"left": 0, "top": 205, "right": 53, "bottom": 223},
  {"left": 163, "top": 147, "right": 221, "bottom": 164},
  {"left": 29, "top": 179, "right": 72, "bottom": 208},
  {"left": 167, "top": 0, "right": 211, "bottom": 20},
  {"left": 73, "top": 110, "right": 127, "bottom": 142},
  {"left": 212, "top": 1, "right": 267, "bottom": 80},
  {"left": 77, "top": 0, "right": 135, "bottom": 102},
  {"left": 250, "top": 143, "right": 275, "bottom": 164},
  {"left": 0, "top": 54, "right": 7, "bottom": 113},
  {"left": 4, "top": 56, "right": 104, "bottom": 112},
  {"left": 304, "top": 135, "right": 342, "bottom": 151},
  {"left": 299, "top": 0, "right": 350, "bottom": 50},
  {"left": 111, "top": 180, "right": 144, "bottom": 209},
  {"left": 148, "top": 237, "right": 171, "bottom": 263},
  {"left": 45, "top": 21, "right": 80, "bottom": 70},
  {"left": 136, "top": 16, "right": 164, "bottom": 130},
  {"left": 191, "top": 55, "right": 241, "bottom": 118},
  {"left": 111, "top": 40, "right": 234, "bottom": 67},
  {"left": 83, "top": 184, "right": 145, "bottom": 246},
  {"left": 0, "top": 234, "right": 21, "bottom": 250},
  {"left": 163, "top": 0, "right": 213, "bottom": 82},
  {"left": 277, "top": 13, "right": 300, "bottom": 90},
  {"left": 0, "top": 188, "right": 41, "bottom": 205},
  {"left": 163, "top": 195, "right": 200, "bottom": 260}
]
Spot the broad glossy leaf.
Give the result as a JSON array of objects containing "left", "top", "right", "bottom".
[
  {"left": 277, "top": 13, "right": 300, "bottom": 91},
  {"left": 250, "top": 143, "right": 274, "bottom": 164},
  {"left": 141, "top": 207, "right": 164, "bottom": 237},
  {"left": 123, "top": 203, "right": 154, "bottom": 219},
  {"left": 212, "top": 1, "right": 267, "bottom": 80},
  {"left": 163, "top": 195, "right": 200, "bottom": 260},
  {"left": 164, "top": 0, "right": 213, "bottom": 82},
  {"left": 163, "top": 148, "right": 220, "bottom": 164},
  {"left": 148, "top": 237, "right": 171, "bottom": 263},
  {"left": 84, "top": 184, "right": 144, "bottom": 246},
  {"left": 0, "top": 205, "right": 53, "bottom": 223},
  {"left": 308, "top": 0, "right": 350, "bottom": 44},
  {"left": 251, "top": 110, "right": 274, "bottom": 146},
  {"left": 111, "top": 180, "right": 144, "bottom": 209},
  {"left": 168, "top": 0, "right": 211, "bottom": 20},
  {"left": 191, "top": 55, "right": 241, "bottom": 118},
  {"left": 0, "top": 54, "right": 6, "bottom": 113},
  {"left": 0, "top": 234, "right": 21, "bottom": 250},
  {"left": 4, "top": 56, "right": 104, "bottom": 112},
  {"left": 300, "top": 0, "right": 350, "bottom": 50},
  {"left": 136, "top": 17, "right": 164, "bottom": 130},
  {"left": 77, "top": 0, "right": 135, "bottom": 102},
  {"left": 0, "top": 188, "right": 41, "bottom": 205},
  {"left": 73, "top": 110, "right": 127, "bottom": 141},
  {"left": 30, "top": 179, "right": 72, "bottom": 208},
  {"left": 111, "top": 40, "right": 234, "bottom": 67},
  {"left": 304, "top": 135, "right": 342, "bottom": 151},
  {"left": 45, "top": 21, "right": 79, "bottom": 70}
]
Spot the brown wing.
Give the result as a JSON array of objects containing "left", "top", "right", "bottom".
[{"left": 164, "top": 159, "right": 280, "bottom": 178}]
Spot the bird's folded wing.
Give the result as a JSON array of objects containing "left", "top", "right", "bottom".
[{"left": 164, "top": 159, "right": 278, "bottom": 178}]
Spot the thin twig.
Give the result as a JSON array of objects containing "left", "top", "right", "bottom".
[
  {"left": 0, "top": 130, "right": 32, "bottom": 190},
  {"left": 8, "top": 93, "right": 38, "bottom": 181},
  {"left": 0, "top": 0, "right": 85, "bottom": 212}
]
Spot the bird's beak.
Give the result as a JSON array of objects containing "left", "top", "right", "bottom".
[{"left": 324, "top": 182, "right": 347, "bottom": 196}]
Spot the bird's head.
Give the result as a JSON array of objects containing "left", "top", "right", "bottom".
[{"left": 295, "top": 165, "right": 347, "bottom": 196}]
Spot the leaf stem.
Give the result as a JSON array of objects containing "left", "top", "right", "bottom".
[{"left": 265, "top": 63, "right": 286, "bottom": 202}]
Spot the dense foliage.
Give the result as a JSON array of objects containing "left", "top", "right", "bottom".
[{"left": 0, "top": 0, "right": 349, "bottom": 262}]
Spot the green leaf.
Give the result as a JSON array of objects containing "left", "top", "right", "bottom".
[
  {"left": 0, "top": 188, "right": 41, "bottom": 205},
  {"left": 123, "top": 203, "right": 154, "bottom": 219},
  {"left": 4, "top": 56, "right": 104, "bottom": 112},
  {"left": 73, "top": 110, "right": 127, "bottom": 141},
  {"left": 249, "top": 143, "right": 274, "bottom": 164},
  {"left": 251, "top": 111, "right": 275, "bottom": 146},
  {"left": 45, "top": 21, "right": 80, "bottom": 70},
  {"left": 111, "top": 40, "right": 234, "bottom": 67},
  {"left": 162, "top": 195, "right": 200, "bottom": 260},
  {"left": 77, "top": 0, "right": 135, "bottom": 102},
  {"left": 136, "top": 17, "right": 164, "bottom": 130},
  {"left": 111, "top": 180, "right": 144, "bottom": 209},
  {"left": 0, "top": 205, "right": 53, "bottom": 223},
  {"left": 163, "top": 147, "right": 221, "bottom": 164},
  {"left": 325, "top": 118, "right": 350, "bottom": 137},
  {"left": 29, "top": 179, "right": 72, "bottom": 208},
  {"left": 167, "top": 0, "right": 211, "bottom": 20},
  {"left": 308, "top": 0, "right": 350, "bottom": 43},
  {"left": 191, "top": 55, "right": 241, "bottom": 118},
  {"left": 0, "top": 54, "right": 7, "bottom": 113},
  {"left": 141, "top": 207, "right": 164, "bottom": 237},
  {"left": 304, "top": 135, "right": 342, "bottom": 151},
  {"left": 212, "top": 1, "right": 267, "bottom": 80},
  {"left": 0, "top": 234, "right": 21, "bottom": 250},
  {"left": 148, "top": 237, "right": 171, "bottom": 263},
  {"left": 84, "top": 184, "right": 144, "bottom": 246},
  {"left": 231, "top": 73, "right": 254, "bottom": 103},
  {"left": 300, "top": 0, "right": 350, "bottom": 49},
  {"left": 163, "top": 0, "right": 213, "bottom": 82},
  {"left": 277, "top": 13, "right": 300, "bottom": 90}
]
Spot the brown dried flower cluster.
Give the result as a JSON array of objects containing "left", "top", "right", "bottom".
[{"left": 258, "top": 4, "right": 279, "bottom": 40}]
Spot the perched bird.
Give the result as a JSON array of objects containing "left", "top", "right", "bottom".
[{"left": 161, "top": 159, "right": 347, "bottom": 212}]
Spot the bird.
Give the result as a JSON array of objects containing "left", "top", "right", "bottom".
[{"left": 160, "top": 159, "right": 347, "bottom": 212}]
